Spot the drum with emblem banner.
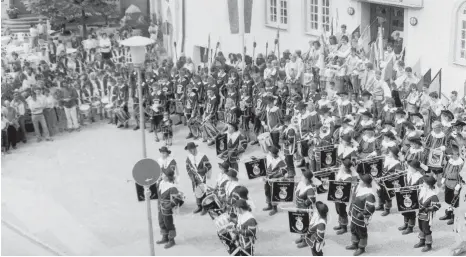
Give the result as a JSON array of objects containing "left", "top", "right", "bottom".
[
  {"left": 395, "top": 187, "right": 420, "bottom": 213},
  {"left": 382, "top": 173, "right": 406, "bottom": 198},
  {"left": 216, "top": 133, "right": 228, "bottom": 155},
  {"left": 426, "top": 149, "right": 444, "bottom": 168},
  {"left": 327, "top": 181, "right": 352, "bottom": 203},
  {"left": 356, "top": 156, "right": 385, "bottom": 178},
  {"left": 271, "top": 181, "right": 295, "bottom": 203},
  {"left": 288, "top": 211, "right": 310, "bottom": 234},
  {"left": 313, "top": 168, "right": 337, "bottom": 194},
  {"left": 244, "top": 158, "right": 266, "bottom": 179},
  {"left": 312, "top": 145, "right": 337, "bottom": 172}
]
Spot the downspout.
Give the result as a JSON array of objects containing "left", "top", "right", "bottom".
[{"left": 181, "top": 0, "right": 186, "bottom": 53}]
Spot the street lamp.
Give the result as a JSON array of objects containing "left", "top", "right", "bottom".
[{"left": 119, "top": 36, "right": 155, "bottom": 256}]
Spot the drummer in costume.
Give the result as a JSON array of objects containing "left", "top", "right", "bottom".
[
  {"left": 161, "top": 112, "right": 173, "bottom": 146},
  {"left": 333, "top": 159, "right": 357, "bottom": 235},
  {"left": 399, "top": 160, "right": 424, "bottom": 235},
  {"left": 377, "top": 146, "right": 402, "bottom": 216},
  {"left": 441, "top": 110, "right": 455, "bottom": 136},
  {"left": 158, "top": 146, "right": 179, "bottom": 184},
  {"left": 377, "top": 98, "right": 397, "bottom": 127},
  {"left": 185, "top": 87, "right": 200, "bottom": 139},
  {"left": 202, "top": 89, "right": 220, "bottom": 146},
  {"left": 415, "top": 175, "right": 441, "bottom": 252},
  {"left": 439, "top": 144, "right": 464, "bottom": 226},
  {"left": 334, "top": 118, "right": 356, "bottom": 144},
  {"left": 355, "top": 111, "right": 375, "bottom": 137},
  {"left": 224, "top": 98, "right": 242, "bottom": 125},
  {"left": 239, "top": 89, "right": 253, "bottom": 141},
  {"left": 231, "top": 199, "right": 258, "bottom": 256},
  {"left": 357, "top": 127, "right": 380, "bottom": 160},
  {"left": 174, "top": 68, "right": 189, "bottom": 125},
  {"left": 280, "top": 115, "right": 298, "bottom": 178},
  {"left": 403, "top": 137, "right": 425, "bottom": 165},
  {"left": 336, "top": 91, "right": 352, "bottom": 119},
  {"left": 411, "top": 113, "right": 425, "bottom": 132},
  {"left": 337, "top": 135, "right": 358, "bottom": 162},
  {"left": 263, "top": 145, "right": 287, "bottom": 216},
  {"left": 115, "top": 79, "right": 130, "bottom": 129},
  {"left": 380, "top": 131, "right": 397, "bottom": 155},
  {"left": 213, "top": 162, "right": 230, "bottom": 202},
  {"left": 185, "top": 142, "right": 213, "bottom": 215},
  {"left": 155, "top": 168, "right": 184, "bottom": 249},
  {"left": 250, "top": 85, "right": 268, "bottom": 146},
  {"left": 223, "top": 168, "right": 241, "bottom": 214},
  {"left": 150, "top": 89, "right": 166, "bottom": 142},
  {"left": 220, "top": 122, "right": 247, "bottom": 170},
  {"left": 346, "top": 174, "right": 376, "bottom": 256},
  {"left": 294, "top": 171, "right": 318, "bottom": 245},
  {"left": 298, "top": 201, "right": 329, "bottom": 256},
  {"left": 261, "top": 96, "right": 283, "bottom": 148},
  {"left": 423, "top": 120, "right": 447, "bottom": 176}
]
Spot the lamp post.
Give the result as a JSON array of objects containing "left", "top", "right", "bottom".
[{"left": 119, "top": 36, "right": 156, "bottom": 256}]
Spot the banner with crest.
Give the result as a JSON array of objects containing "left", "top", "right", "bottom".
[
  {"left": 426, "top": 149, "right": 444, "bottom": 168},
  {"left": 288, "top": 211, "right": 310, "bottom": 234},
  {"left": 271, "top": 181, "right": 295, "bottom": 203},
  {"left": 381, "top": 172, "right": 406, "bottom": 198},
  {"left": 395, "top": 187, "right": 420, "bottom": 212},
  {"left": 356, "top": 156, "right": 385, "bottom": 178},
  {"left": 216, "top": 133, "right": 228, "bottom": 155},
  {"left": 327, "top": 181, "right": 352, "bottom": 203},
  {"left": 244, "top": 158, "right": 266, "bottom": 179},
  {"left": 313, "top": 168, "right": 337, "bottom": 194},
  {"left": 312, "top": 145, "right": 337, "bottom": 172}
]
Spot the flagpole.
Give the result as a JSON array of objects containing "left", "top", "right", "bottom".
[{"left": 240, "top": 0, "right": 245, "bottom": 77}]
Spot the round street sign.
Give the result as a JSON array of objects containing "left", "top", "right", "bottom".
[{"left": 132, "top": 158, "right": 161, "bottom": 186}]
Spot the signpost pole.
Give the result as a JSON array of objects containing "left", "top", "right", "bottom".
[{"left": 145, "top": 187, "right": 155, "bottom": 256}]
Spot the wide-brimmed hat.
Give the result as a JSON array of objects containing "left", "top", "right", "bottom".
[
  {"left": 184, "top": 142, "right": 199, "bottom": 150},
  {"left": 219, "top": 162, "right": 230, "bottom": 171},
  {"left": 411, "top": 113, "right": 423, "bottom": 120},
  {"left": 227, "top": 122, "right": 239, "bottom": 130},
  {"left": 441, "top": 110, "right": 454, "bottom": 120},
  {"left": 432, "top": 120, "right": 442, "bottom": 129},
  {"left": 302, "top": 171, "right": 314, "bottom": 181},
  {"left": 404, "top": 121, "right": 416, "bottom": 131},
  {"left": 226, "top": 167, "right": 238, "bottom": 178},
  {"left": 337, "top": 91, "right": 348, "bottom": 96},
  {"left": 396, "top": 109, "right": 406, "bottom": 115},
  {"left": 341, "top": 135, "right": 352, "bottom": 143},
  {"left": 384, "top": 131, "right": 396, "bottom": 141},
  {"left": 234, "top": 199, "right": 250, "bottom": 210},
  {"left": 408, "top": 137, "right": 422, "bottom": 146},
  {"left": 389, "top": 146, "right": 400, "bottom": 157},
  {"left": 235, "top": 186, "right": 249, "bottom": 200},
  {"left": 360, "top": 174, "right": 373, "bottom": 185},
  {"left": 296, "top": 102, "right": 307, "bottom": 110},
  {"left": 361, "top": 91, "right": 372, "bottom": 97},
  {"left": 452, "top": 120, "right": 466, "bottom": 127},
  {"left": 159, "top": 146, "right": 171, "bottom": 154},
  {"left": 164, "top": 169, "right": 175, "bottom": 178},
  {"left": 422, "top": 175, "right": 436, "bottom": 187},
  {"left": 316, "top": 201, "right": 329, "bottom": 218},
  {"left": 268, "top": 145, "right": 280, "bottom": 155},
  {"left": 361, "top": 111, "right": 373, "bottom": 118},
  {"left": 408, "top": 160, "right": 423, "bottom": 171}
]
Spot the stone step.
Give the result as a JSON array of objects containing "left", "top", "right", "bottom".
[
  {"left": 3, "top": 19, "right": 40, "bottom": 25},
  {"left": 3, "top": 24, "right": 31, "bottom": 29}
]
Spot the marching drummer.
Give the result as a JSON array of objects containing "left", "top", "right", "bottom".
[
  {"left": 263, "top": 145, "right": 287, "bottom": 216},
  {"left": 280, "top": 115, "right": 298, "bottom": 178},
  {"left": 161, "top": 112, "right": 173, "bottom": 146},
  {"left": 300, "top": 201, "right": 329, "bottom": 256},
  {"left": 155, "top": 168, "right": 184, "bottom": 249},
  {"left": 220, "top": 122, "right": 247, "bottom": 170},
  {"left": 223, "top": 167, "right": 241, "bottom": 214},
  {"left": 157, "top": 146, "right": 179, "bottom": 184},
  {"left": 185, "top": 142, "right": 213, "bottom": 215},
  {"left": 214, "top": 162, "right": 230, "bottom": 200},
  {"left": 333, "top": 159, "right": 357, "bottom": 236},
  {"left": 294, "top": 171, "right": 317, "bottom": 246},
  {"left": 377, "top": 146, "right": 402, "bottom": 217},
  {"left": 398, "top": 160, "right": 424, "bottom": 236},
  {"left": 232, "top": 199, "right": 258, "bottom": 256}
]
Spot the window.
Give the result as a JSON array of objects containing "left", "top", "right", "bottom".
[
  {"left": 305, "top": 0, "right": 331, "bottom": 35},
  {"left": 266, "top": 0, "right": 288, "bottom": 28},
  {"left": 455, "top": 2, "right": 466, "bottom": 65}
]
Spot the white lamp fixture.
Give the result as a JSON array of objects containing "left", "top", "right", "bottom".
[{"left": 119, "top": 36, "right": 155, "bottom": 65}]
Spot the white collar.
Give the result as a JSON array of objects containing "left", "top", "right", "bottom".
[
  {"left": 159, "top": 180, "right": 177, "bottom": 195},
  {"left": 238, "top": 211, "right": 255, "bottom": 226},
  {"left": 356, "top": 185, "right": 375, "bottom": 197},
  {"left": 360, "top": 119, "right": 373, "bottom": 126},
  {"left": 409, "top": 147, "right": 424, "bottom": 153},
  {"left": 227, "top": 131, "right": 241, "bottom": 143},
  {"left": 419, "top": 187, "right": 438, "bottom": 202},
  {"left": 430, "top": 130, "right": 445, "bottom": 138},
  {"left": 188, "top": 153, "right": 205, "bottom": 167},
  {"left": 158, "top": 157, "right": 174, "bottom": 168},
  {"left": 362, "top": 135, "right": 376, "bottom": 143},
  {"left": 449, "top": 157, "right": 464, "bottom": 166},
  {"left": 295, "top": 181, "right": 315, "bottom": 196}
]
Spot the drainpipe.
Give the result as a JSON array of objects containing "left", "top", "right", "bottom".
[{"left": 181, "top": 0, "right": 186, "bottom": 53}]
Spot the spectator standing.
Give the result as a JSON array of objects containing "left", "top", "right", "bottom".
[
  {"left": 43, "top": 88, "right": 58, "bottom": 136},
  {"left": 11, "top": 91, "right": 28, "bottom": 143},
  {"left": 37, "top": 20, "right": 46, "bottom": 41},
  {"left": 29, "top": 24, "right": 39, "bottom": 51},
  {"left": 27, "top": 88, "right": 53, "bottom": 142},
  {"left": 60, "top": 82, "right": 80, "bottom": 132},
  {"left": 2, "top": 100, "right": 19, "bottom": 150}
]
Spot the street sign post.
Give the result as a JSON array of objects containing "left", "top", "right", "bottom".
[{"left": 132, "top": 158, "right": 161, "bottom": 256}]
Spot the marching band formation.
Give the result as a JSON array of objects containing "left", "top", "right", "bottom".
[{"left": 2, "top": 24, "right": 466, "bottom": 256}]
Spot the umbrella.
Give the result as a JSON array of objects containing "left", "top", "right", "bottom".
[{"left": 125, "top": 4, "right": 141, "bottom": 14}]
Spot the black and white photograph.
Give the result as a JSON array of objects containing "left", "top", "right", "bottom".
[{"left": 1, "top": 0, "right": 466, "bottom": 256}]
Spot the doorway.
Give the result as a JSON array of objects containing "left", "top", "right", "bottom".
[{"left": 370, "top": 4, "right": 404, "bottom": 44}]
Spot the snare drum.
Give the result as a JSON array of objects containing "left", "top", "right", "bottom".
[
  {"left": 202, "top": 194, "right": 222, "bottom": 212},
  {"left": 104, "top": 103, "right": 114, "bottom": 110},
  {"left": 214, "top": 213, "right": 231, "bottom": 231},
  {"left": 92, "top": 101, "right": 101, "bottom": 108},
  {"left": 79, "top": 104, "right": 91, "bottom": 115},
  {"left": 101, "top": 97, "right": 109, "bottom": 104},
  {"left": 257, "top": 132, "right": 273, "bottom": 153}
]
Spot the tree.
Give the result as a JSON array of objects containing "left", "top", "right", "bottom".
[{"left": 24, "top": 0, "right": 119, "bottom": 37}]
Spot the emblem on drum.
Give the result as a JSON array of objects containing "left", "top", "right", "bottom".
[
  {"left": 253, "top": 163, "right": 260, "bottom": 175},
  {"left": 295, "top": 216, "right": 304, "bottom": 231},
  {"left": 370, "top": 164, "right": 378, "bottom": 177},
  {"left": 322, "top": 178, "right": 329, "bottom": 190},
  {"left": 335, "top": 186, "right": 344, "bottom": 199},
  {"left": 279, "top": 187, "right": 288, "bottom": 199},
  {"left": 177, "top": 85, "right": 183, "bottom": 94},
  {"left": 325, "top": 153, "right": 333, "bottom": 165},
  {"left": 403, "top": 194, "right": 412, "bottom": 208},
  {"left": 219, "top": 140, "right": 225, "bottom": 151}
]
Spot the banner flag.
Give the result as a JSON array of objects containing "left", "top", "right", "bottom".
[{"left": 228, "top": 0, "right": 240, "bottom": 34}]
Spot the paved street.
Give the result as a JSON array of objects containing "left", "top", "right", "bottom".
[{"left": 0, "top": 121, "right": 460, "bottom": 256}]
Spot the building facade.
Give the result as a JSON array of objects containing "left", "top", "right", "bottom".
[{"left": 153, "top": 0, "right": 466, "bottom": 95}]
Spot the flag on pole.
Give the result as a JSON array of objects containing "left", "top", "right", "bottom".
[
  {"left": 228, "top": 0, "right": 240, "bottom": 34},
  {"left": 416, "top": 68, "right": 431, "bottom": 91},
  {"left": 383, "top": 58, "right": 394, "bottom": 81},
  {"left": 412, "top": 58, "right": 421, "bottom": 77},
  {"left": 244, "top": 0, "right": 253, "bottom": 33},
  {"left": 429, "top": 69, "right": 442, "bottom": 96}
]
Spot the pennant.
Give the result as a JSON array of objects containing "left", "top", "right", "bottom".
[
  {"left": 429, "top": 69, "right": 442, "bottom": 96},
  {"left": 412, "top": 59, "right": 421, "bottom": 78},
  {"left": 228, "top": 0, "right": 240, "bottom": 34},
  {"left": 352, "top": 25, "right": 360, "bottom": 37},
  {"left": 244, "top": 0, "right": 253, "bottom": 34},
  {"left": 383, "top": 58, "right": 393, "bottom": 81},
  {"left": 275, "top": 26, "right": 280, "bottom": 45},
  {"left": 423, "top": 69, "right": 431, "bottom": 84},
  {"left": 330, "top": 18, "right": 334, "bottom": 36}
]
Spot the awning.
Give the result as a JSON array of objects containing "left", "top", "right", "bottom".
[{"left": 354, "top": 0, "right": 423, "bottom": 9}]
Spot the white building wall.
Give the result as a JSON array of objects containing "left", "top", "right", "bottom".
[{"left": 181, "top": 0, "right": 466, "bottom": 95}]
